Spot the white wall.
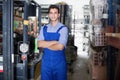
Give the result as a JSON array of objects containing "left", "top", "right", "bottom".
[{"left": 35, "top": 0, "right": 90, "bottom": 18}]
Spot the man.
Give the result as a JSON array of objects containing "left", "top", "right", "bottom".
[{"left": 38, "top": 5, "right": 68, "bottom": 80}]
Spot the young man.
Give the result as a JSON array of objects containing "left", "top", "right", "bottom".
[{"left": 38, "top": 5, "right": 68, "bottom": 80}]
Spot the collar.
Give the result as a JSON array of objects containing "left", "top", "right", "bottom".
[{"left": 49, "top": 22, "right": 61, "bottom": 28}]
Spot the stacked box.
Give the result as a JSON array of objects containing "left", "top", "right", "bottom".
[
  {"left": 92, "top": 65, "right": 107, "bottom": 80},
  {"left": 93, "top": 51, "right": 107, "bottom": 66},
  {"left": 92, "top": 33, "right": 107, "bottom": 46},
  {"left": 93, "top": 53, "right": 99, "bottom": 65},
  {"left": 91, "top": 52, "right": 107, "bottom": 80}
]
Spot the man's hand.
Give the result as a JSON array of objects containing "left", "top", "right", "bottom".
[{"left": 48, "top": 43, "right": 64, "bottom": 50}]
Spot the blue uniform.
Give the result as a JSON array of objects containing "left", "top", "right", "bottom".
[{"left": 38, "top": 22, "right": 68, "bottom": 80}]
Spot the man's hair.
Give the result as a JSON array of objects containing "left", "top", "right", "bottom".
[{"left": 48, "top": 5, "right": 60, "bottom": 13}]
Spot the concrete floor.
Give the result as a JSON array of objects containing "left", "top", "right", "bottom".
[
  {"left": 37, "top": 53, "right": 91, "bottom": 80},
  {"left": 67, "top": 54, "right": 91, "bottom": 80}
]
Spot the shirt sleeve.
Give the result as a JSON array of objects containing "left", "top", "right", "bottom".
[
  {"left": 58, "top": 27, "right": 68, "bottom": 47},
  {"left": 37, "top": 26, "right": 44, "bottom": 40}
]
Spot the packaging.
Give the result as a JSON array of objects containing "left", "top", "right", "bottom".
[
  {"left": 28, "top": 16, "right": 38, "bottom": 37},
  {"left": 92, "top": 32, "right": 107, "bottom": 46}
]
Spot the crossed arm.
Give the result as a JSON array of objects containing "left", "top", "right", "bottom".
[{"left": 38, "top": 40, "right": 64, "bottom": 50}]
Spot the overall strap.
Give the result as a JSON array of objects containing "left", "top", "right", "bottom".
[
  {"left": 43, "top": 26, "right": 48, "bottom": 36},
  {"left": 56, "top": 26, "right": 65, "bottom": 33}
]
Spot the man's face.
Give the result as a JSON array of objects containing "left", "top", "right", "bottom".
[{"left": 48, "top": 8, "right": 60, "bottom": 22}]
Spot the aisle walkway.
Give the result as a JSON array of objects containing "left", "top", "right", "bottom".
[{"left": 67, "top": 53, "right": 91, "bottom": 80}]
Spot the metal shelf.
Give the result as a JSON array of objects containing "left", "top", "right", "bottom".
[
  {"left": 105, "top": 33, "right": 120, "bottom": 49},
  {"left": 107, "top": 36, "right": 120, "bottom": 49}
]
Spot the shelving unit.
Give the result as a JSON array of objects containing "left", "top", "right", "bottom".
[
  {"left": 106, "top": 33, "right": 120, "bottom": 49},
  {"left": 89, "top": 0, "right": 108, "bottom": 80},
  {"left": 1, "top": 0, "right": 42, "bottom": 80},
  {"left": 106, "top": 0, "right": 120, "bottom": 80}
]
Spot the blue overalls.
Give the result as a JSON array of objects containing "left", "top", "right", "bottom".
[{"left": 41, "top": 26, "right": 67, "bottom": 80}]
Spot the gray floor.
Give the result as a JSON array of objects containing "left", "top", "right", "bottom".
[
  {"left": 67, "top": 55, "right": 91, "bottom": 80},
  {"left": 37, "top": 54, "right": 91, "bottom": 80}
]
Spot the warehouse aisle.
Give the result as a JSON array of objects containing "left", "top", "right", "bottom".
[{"left": 67, "top": 52, "right": 91, "bottom": 80}]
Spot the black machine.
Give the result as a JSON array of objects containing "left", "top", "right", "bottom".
[
  {"left": 0, "top": 0, "right": 42, "bottom": 80},
  {"left": 0, "top": 1, "right": 73, "bottom": 80}
]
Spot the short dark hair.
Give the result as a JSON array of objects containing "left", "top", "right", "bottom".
[{"left": 48, "top": 5, "right": 60, "bottom": 13}]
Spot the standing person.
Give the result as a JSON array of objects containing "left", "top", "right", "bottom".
[{"left": 38, "top": 5, "right": 68, "bottom": 80}]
